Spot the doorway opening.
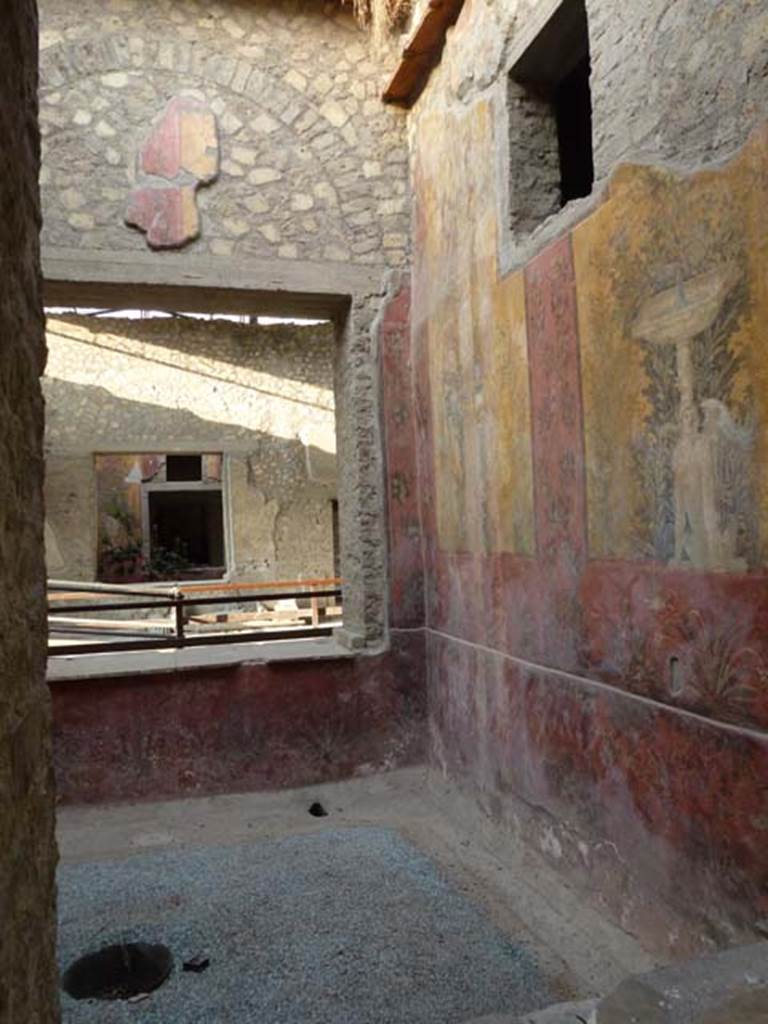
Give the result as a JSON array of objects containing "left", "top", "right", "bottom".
[{"left": 148, "top": 477, "right": 226, "bottom": 580}]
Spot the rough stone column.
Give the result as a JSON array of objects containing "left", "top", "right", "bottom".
[
  {"left": 0, "top": 3, "right": 59, "bottom": 1022},
  {"left": 334, "top": 282, "right": 390, "bottom": 647}
]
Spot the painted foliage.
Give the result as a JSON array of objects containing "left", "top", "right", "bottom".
[
  {"left": 413, "top": 92, "right": 768, "bottom": 946},
  {"left": 574, "top": 126, "right": 768, "bottom": 570}
]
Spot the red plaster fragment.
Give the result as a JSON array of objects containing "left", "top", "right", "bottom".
[
  {"left": 125, "top": 184, "right": 198, "bottom": 250},
  {"left": 125, "top": 95, "right": 219, "bottom": 250}
]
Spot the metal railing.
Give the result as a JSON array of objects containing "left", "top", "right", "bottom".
[{"left": 47, "top": 577, "right": 343, "bottom": 656}]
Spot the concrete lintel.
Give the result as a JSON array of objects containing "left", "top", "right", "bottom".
[
  {"left": 466, "top": 1001, "right": 597, "bottom": 1023},
  {"left": 47, "top": 636, "right": 355, "bottom": 681},
  {"left": 42, "top": 248, "right": 388, "bottom": 318}
]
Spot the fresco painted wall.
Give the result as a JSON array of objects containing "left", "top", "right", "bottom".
[
  {"left": 412, "top": 82, "right": 768, "bottom": 954},
  {"left": 51, "top": 633, "right": 426, "bottom": 804}
]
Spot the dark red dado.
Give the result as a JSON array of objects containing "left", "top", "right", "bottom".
[
  {"left": 51, "top": 631, "right": 425, "bottom": 805},
  {"left": 427, "top": 630, "right": 768, "bottom": 955}
]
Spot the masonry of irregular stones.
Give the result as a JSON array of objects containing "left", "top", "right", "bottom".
[
  {"left": 506, "top": 79, "right": 561, "bottom": 237},
  {"left": 44, "top": 314, "right": 338, "bottom": 584},
  {"left": 37, "top": 0, "right": 410, "bottom": 267},
  {"left": 37, "top": 0, "right": 409, "bottom": 647},
  {"left": 0, "top": 1, "right": 59, "bottom": 1020}
]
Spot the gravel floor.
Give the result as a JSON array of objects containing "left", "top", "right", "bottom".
[{"left": 58, "top": 826, "right": 554, "bottom": 1024}]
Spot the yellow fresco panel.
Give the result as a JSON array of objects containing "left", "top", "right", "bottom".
[
  {"left": 574, "top": 124, "right": 768, "bottom": 569},
  {"left": 487, "top": 269, "right": 534, "bottom": 556},
  {"left": 421, "top": 101, "right": 534, "bottom": 555}
]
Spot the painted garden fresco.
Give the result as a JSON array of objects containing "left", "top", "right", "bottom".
[
  {"left": 417, "top": 109, "right": 768, "bottom": 735},
  {"left": 574, "top": 126, "right": 768, "bottom": 570},
  {"left": 413, "top": 102, "right": 768, "bottom": 947}
]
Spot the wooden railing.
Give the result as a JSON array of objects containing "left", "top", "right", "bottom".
[{"left": 47, "top": 578, "right": 343, "bottom": 656}]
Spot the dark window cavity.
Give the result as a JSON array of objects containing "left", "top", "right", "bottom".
[{"left": 507, "top": 0, "right": 593, "bottom": 236}]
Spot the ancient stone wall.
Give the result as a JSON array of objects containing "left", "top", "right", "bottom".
[
  {"left": 37, "top": 0, "right": 407, "bottom": 646},
  {"left": 410, "top": 0, "right": 768, "bottom": 956},
  {"left": 586, "top": 0, "right": 768, "bottom": 177},
  {"left": 44, "top": 315, "right": 337, "bottom": 583},
  {"left": 37, "top": 0, "right": 409, "bottom": 268},
  {"left": 0, "top": 2, "right": 59, "bottom": 1020}
]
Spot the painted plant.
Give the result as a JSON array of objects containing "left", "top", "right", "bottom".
[
  {"left": 630, "top": 264, "right": 756, "bottom": 569},
  {"left": 576, "top": 131, "right": 768, "bottom": 571}
]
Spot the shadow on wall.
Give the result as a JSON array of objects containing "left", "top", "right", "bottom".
[
  {"left": 43, "top": 376, "right": 334, "bottom": 455},
  {"left": 43, "top": 377, "right": 338, "bottom": 583},
  {"left": 45, "top": 318, "right": 337, "bottom": 397}
]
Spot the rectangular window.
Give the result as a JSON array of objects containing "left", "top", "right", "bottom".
[
  {"left": 148, "top": 489, "right": 225, "bottom": 574},
  {"left": 507, "top": 0, "right": 593, "bottom": 235},
  {"left": 166, "top": 454, "right": 202, "bottom": 482},
  {"left": 95, "top": 451, "right": 226, "bottom": 582}
]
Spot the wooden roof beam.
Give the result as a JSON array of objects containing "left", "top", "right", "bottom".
[{"left": 382, "top": 0, "right": 465, "bottom": 108}]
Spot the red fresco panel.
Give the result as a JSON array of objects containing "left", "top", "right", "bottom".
[
  {"left": 380, "top": 279, "right": 425, "bottom": 629},
  {"left": 523, "top": 237, "right": 588, "bottom": 670},
  {"left": 51, "top": 632, "right": 426, "bottom": 805},
  {"left": 525, "top": 235, "right": 587, "bottom": 568}
]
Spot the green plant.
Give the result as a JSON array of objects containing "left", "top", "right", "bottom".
[{"left": 147, "top": 542, "right": 191, "bottom": 581}]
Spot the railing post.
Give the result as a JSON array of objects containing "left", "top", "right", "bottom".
[
  {"left": 173, "top": 587, "right": 185, "bottom": 648},
  {"left": 47, "top": 578, "right": 343, "bottom": 656}
]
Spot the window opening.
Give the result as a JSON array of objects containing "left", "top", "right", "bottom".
[
  {"left": 93, "top": 451, "right": 226, "bottom": 583},
  {"left": 554, "top": 52, "right": 593, "bottom": 204},
  {"left": 166, "top": 454, "right": 202, "bottom": 482},
  {"left": 44, "top": 298, "right": 350, "bottom": 653},
  {"left": 148, "top": 488, "right": 225, "bottom": 575},
  {"left": 507, "top": 0, "right": 593, "bottom": 235}
]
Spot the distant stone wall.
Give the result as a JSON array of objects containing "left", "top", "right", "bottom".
[
  {"left": 44, "top": 315, "right": 338, "bottom": 583},
  {"left": 506, "top": 79, "right": 561, "bottom": 236},
  {"left": 37, "top": 0, "right": 409, "bottom": 267},
  {"left": 0, "top": 2, "right": 59, "bottom": 1019}
]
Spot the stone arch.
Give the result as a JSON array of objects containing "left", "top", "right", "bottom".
[{"left": 39, "top": 32, "right": 388, "bottom": 262}]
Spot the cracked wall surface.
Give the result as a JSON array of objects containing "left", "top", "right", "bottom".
[
  {"left": 411, "top": 0, "right": 768, "bottom": 957},
  {"left": 0, "top": 1, "right": 59, "bottom": 1020}
]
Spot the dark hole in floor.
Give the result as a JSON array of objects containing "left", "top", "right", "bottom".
[
  {"left": 308, "top": 801, "right": 328, "bottom": 817},
  {"left": 62, "top": 942, "right": 173, "bottom": 1001}
]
